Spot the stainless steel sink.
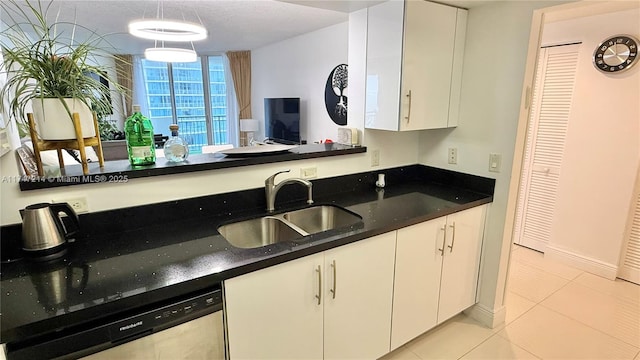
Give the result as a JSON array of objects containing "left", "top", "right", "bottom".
[
  {"left": 283, "top": 205, "right": 362, "bottom": 234},
  {"left": 217, "top": 216, "right": 304, "bottom": 249},
  {"left": 217, "top": 205, "right": 362, "bottom": 249}
]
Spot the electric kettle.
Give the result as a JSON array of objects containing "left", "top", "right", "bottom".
[{"left": 21, "top": 203, "right": 80, "bottom": 254}]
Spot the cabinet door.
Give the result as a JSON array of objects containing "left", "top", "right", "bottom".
[
  {"left": 437, "top": 205, "right": 487, "bottom": 323},
  {"left": 448, "top": 8, "right": 468, "bottom": 128},
  {"left": 224, "top": 254, "right": 324, "bottom": 360},
  {"left": 400, "top": 1, "right": 458, "bottom": 130},
  {"left": 365, "top": 0, "right": 404, "bottom": 131},
  {"left": 391, "top": 217, "right": 446, "bottom": 350},
  {"left": 323, "top": 232, "right": 397, "bottom": 360}
]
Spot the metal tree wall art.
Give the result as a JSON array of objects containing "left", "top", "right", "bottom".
[{"left": 324, "top": 64, "right": 348, "bottom": 125}]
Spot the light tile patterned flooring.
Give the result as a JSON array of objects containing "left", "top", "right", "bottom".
[{"left": 380, "top": 244, "right": 640, "bottom": 360}]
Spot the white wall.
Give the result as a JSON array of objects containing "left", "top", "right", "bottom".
[
  {"left": 418, "top": 0, "right": 566, "bottom": 319},
  {"left": 70, "top": 52, "right": 126, "bottom": 128},
  {"left": 543, "top": 8, "right": 640, "bottom": 274},
  {"left": 252, "top": 22, "right": 349, "bottom": 144}
]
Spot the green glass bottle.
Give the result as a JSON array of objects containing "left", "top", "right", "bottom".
[{"left": 125, "top": 105, "right": 156, "bottom": 166}]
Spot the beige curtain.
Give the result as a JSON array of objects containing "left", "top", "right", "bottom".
[
  {"left": 226, "top": 51, "right": 252, "bottom": 120},
  {"left": 114, "top": 54, "right": 133, "bottom": 117}
]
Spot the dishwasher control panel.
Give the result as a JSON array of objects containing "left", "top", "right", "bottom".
[{"left": 108, "top": 289, "right": 222, "bottom": 342}]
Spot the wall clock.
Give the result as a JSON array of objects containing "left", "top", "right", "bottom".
[{"left": 593, "top": 35, "right": 638, "bottom": 73}]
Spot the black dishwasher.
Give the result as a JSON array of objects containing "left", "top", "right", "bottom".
[{"left": 5, "top": 285, "right": 224, "bottom": 360}]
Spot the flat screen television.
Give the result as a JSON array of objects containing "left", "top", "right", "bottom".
[{"left": 264, "top": 98, "right": 300, "bottom": 145}]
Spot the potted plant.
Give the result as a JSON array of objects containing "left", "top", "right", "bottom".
[
  {"left": 96, "top": 111, "right": 128, "bottom": 160},
  {"left": 0, "top": 0, "right": 125, "bottom": 140}
]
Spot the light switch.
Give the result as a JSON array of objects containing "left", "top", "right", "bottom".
[{"left": 489, "top": 153, "right": 501, "bottom": 173}]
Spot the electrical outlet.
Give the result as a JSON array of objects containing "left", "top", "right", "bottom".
[
  {"left": 489, "top": 153, "right": 502, "bottom": 173},
  {"left": 448, "top": 148, "right": 458, "bottom": 164},
  {"left": 300, "top": 167, "right": 317, "bottom": 179},
  {"left": 371, "top": 149, "right": 380, "bottom": 167},
  {"left": 57, "top": 197, "right": 89, "bottom": 213}
]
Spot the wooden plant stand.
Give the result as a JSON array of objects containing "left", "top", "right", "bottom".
[{"left": 27, "top": 112, "right": 105, "bottom": 176}]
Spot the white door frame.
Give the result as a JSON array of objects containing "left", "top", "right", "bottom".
[{"left": 500, "top": 0, "right": 640, "bottom": 303}]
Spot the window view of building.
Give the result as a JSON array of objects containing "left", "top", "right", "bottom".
[{"left": 141, "top": 56, "right": 229, "bottom": 154}]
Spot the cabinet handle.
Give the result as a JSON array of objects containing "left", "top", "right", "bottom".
[
  {"left": 315, "top": 265, "right": 322, "bottom": 305},
  {"left": 330, "top": 260, "right": 337, "bottom": 299},
  {"left": 438, "top": 225, "right": 447, "bottom": 256},
  {"left": 404, "top": 90, "right": 412, "bottom": 123},
  {"left": 448, "top": 222, "right": 456, "bottom": 252}
]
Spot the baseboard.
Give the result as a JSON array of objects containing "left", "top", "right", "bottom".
[
  {"left": 545, "top": 244, "right": 618, "bottom": 280},
  {"left": 464, "top": 303, "right": 506, "bottom": 329}
]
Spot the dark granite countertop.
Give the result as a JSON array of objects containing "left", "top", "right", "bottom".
[{"left": 1, "top": 165, "right": 494, "bottom": 346}]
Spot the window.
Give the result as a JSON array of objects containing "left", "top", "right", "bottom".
[{"left": 140, "top": 56, "right": 230, "bottom": 154}]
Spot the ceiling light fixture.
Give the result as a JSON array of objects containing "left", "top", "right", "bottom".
[
  {"left": 144, "top": 47, "right": 198, "bottom": 63},
  {"left": 129, "top": 0, "right": 207, "bottom": 42},
  {"left": 129, "top": 20, "right": 207, "bottom": 42}
]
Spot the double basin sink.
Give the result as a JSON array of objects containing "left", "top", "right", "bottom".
[{"left": 218, "top": 205, "right": 362, "bottom": 249}]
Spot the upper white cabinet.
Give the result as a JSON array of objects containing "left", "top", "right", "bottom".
[
  {"left": 365, "top": 0, "right": 467, "bottom": 131},
  {"left": 224, "top": 232, "right": 396, "bottom": 360},
  {"left": 391, "top": 205, "right": 486, "bottom": 350}
]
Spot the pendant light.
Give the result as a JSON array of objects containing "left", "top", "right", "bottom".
[
  {"left": 128, "top": 1, "right": 207, "bottom": 42},
  {"left": 129, "top": 20, "right": 207, "bottom": 42},
  {"left": 129, "top": 1, "right": 204, "bottom": 62},
  {"left": 144, "top": 47, "right": 197, "bottom": 63}
]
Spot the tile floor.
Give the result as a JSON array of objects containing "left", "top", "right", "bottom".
[{"left": 380, "top": 244, "right": 640, "bottom": 360}]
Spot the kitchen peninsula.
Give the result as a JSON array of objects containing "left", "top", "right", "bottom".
[{"left": 18, "top": 143, "right": 365, "bottom": 190}]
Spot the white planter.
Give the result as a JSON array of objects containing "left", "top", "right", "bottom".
[{"left": 31, "top": 98, "right": 96, "bottom": 140}]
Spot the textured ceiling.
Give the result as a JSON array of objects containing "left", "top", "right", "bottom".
[
  {"left": 1, "top": 0, "right": 498, "bottom": 55},
  {"left": 1, "top": 0, "right": 353, "bottom": 54}
]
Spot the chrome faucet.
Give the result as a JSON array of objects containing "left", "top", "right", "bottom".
[{"left": 265, "top": 169, "right": 314, "bottom": 212}]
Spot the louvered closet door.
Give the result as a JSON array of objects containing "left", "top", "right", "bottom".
[
  {"left": 514, "top": 44, "right": 580, "bottom": 252},
  {"left": 618, "top": 164, "right": 640, "bottom": 284}
]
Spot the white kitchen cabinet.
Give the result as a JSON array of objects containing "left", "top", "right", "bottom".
[
  {"left": 391, "top": 216, "right": 445, "bottom": 350},
  {"left": 224, "top": 253, "right": 324, "bottom": 360},
  {"left": 224, "top": 232, "right": 396, "bottom": 360},
  {"left": 365, "top": 0, "right": 467, "bottom": 131},
  {"left": 438, "top": 205, "right": 487, "bottom": 322},
  {"left": 323, "top": 232, "right": 396, "bottom": 360},
  {"left": 391, "top": 205, "right": 486, "bottom": 350}
]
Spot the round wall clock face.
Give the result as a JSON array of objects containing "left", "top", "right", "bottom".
[{"left": 593, "top": 35, "right": 638, "bottom": 73}]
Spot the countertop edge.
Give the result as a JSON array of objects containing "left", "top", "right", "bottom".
[{"left": 18, "top": 145, "right": 366, "bottom": 191}]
